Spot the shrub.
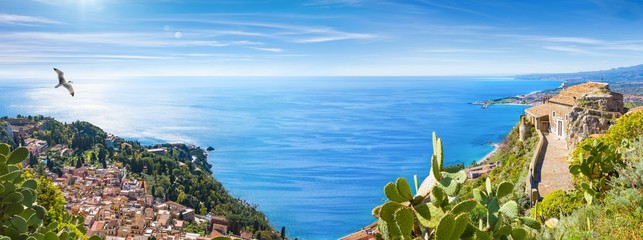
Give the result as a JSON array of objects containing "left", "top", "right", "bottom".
[
  {"left": 572, "top": 111, "right": 643, "bottom": 165},
  {"left": 532, "top": 190, "right": 582, "bottom": 220}
]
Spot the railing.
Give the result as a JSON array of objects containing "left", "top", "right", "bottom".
[{"left": 525, "top": 129, "right": 545, "bottom": 206}]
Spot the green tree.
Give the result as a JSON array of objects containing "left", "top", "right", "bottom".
[
  {"left": 280, "top": 226, "right": 286, "bottom": 240},
  {"left": 36, "top": 177, "right": 66, "bottom": 226}
]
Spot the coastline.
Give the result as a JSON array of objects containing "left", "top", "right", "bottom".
[{"left": 477, "top": 143, "right": 499, "bottom": 164}]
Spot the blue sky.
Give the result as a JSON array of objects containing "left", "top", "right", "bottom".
[{"left": 2, "top": 0, "right": 643, "bottom": 78}]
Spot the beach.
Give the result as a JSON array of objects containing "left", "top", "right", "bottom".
[{"left": 477, "top": 143, "right": 499, "bottom": 164}]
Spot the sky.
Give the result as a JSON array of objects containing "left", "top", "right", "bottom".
[{"left": 2, "top": 0, "right": 643, "bottom": 78}]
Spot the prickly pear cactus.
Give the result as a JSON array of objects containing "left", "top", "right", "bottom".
[
  {"left": 569, "top": 139, "right": 622, "bottom": 205},
  {"left": 373, "top": 134, "right": 541, "bottom": 240},
  {"left": 0, "top": 143, "right": 97, "bottom": 240},
  {"left": 373, "top": 133, "right": 471, "bottom": 239}
]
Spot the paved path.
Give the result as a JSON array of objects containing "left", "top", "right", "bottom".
[{"left": 534, "top": 133, "right": 574, "bottom": 198}]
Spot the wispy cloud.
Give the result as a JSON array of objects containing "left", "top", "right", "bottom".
[
  {"left": 423, "top": 48, "right": 505, "bottom": 54},
  {"left": 0, "top": 13, "right": 61, "bottom": 25},
  {"left": 534, "top": 36, "right": 603, "bottom": 44},
  {"left": 542, "top": 46, "right": 594, "bottom": 55},
  {"left": 247, "top": 47, "right": 284, "bottom": 52},
  {"left": 304, "top": 0, "right": 363, "bottom": 6},
  {"left": 0, "top": 32, "right": 257, "bottom": 48},
  {"left": 291, "top": 30, "right": 375, "bottom": 43},
  {"left": 145, "top": 18, "right": 379, "bottom": 43}
]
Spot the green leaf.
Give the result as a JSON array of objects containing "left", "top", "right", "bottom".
[
  {"left": 473, "top": 188, "right": 488, "bottom": 203},
  {"left": 380, "top": 202, "right": 403, "bottom": 221},
  {"left": 439, "top": 177, "right": 460, "bottom": 196},
  {"left": 394, "top": 207, "right": 414, "bottom": 236},
  {"left": 580, "top": 164, "right": 591, "bottom": 177},
  {"left": 384, "top": 182, "right": 406, "bottom": 203},
  {"left": 0, "top": 170, "right": 21, "bottom": 182},
  {"left": 496, "top": 181, "right": 514, "bottom": 199},
  {"left": 387, "top": 220, "right": 402, "bottom": 237},
  {"left": 413, "top": 203, "right": 431, "bottom": 223},
  {"left": 0, "top": 144, "right": 9, "bottom": 156},
  {"left": 7, "top": 147, "right": 28, "bottom": 164},
  {"left": 461, "top": 223, "right": 478, "bottom": 239},
  {"left": 3, "top": 227, "right": 18, "bottom": 240},
  {"left": 372, "top": 205, "right": 382, "bottom": 218},
  {"left": 44, "top": 232, "right": 59, "bottom": 240},
  {"left": 426, "top": 204, "right": 446, "bottom": 228},
  {"left": 520, "top": 217, "right": 541, "bottom": 230},
  {"left": 21, "top": 179, "right": 37, "bottom": 190},
  {"left": 582, "top": 144, "right": 592, "bottom": 151},
  {"left": 486, "top": 198, "right": 499, "bottom": 228},
  {"left": 20, "top": 189, "right": 36, "bottom": 207},
  {"left": 10, "top": 215, "right": 28, "bottom": 232},
  {"left": 436, "top": 213, "right": 456, "bottom": 240},
  {"left": 3, "top": 191, "right": 24, "bottom": 204},
  {"left": 27, "top": 214, "right": 41, "bottom": 227},
  {"left": 34, "top": 205, "right": 47, "bottom": 220},
  {"left": 5, "top": 203, "right": 24, "bottom": 215},
  {"left": 584, "top": 191, "right": 594, "bottom": 205},
  {"left": 498, "top": 201, "right": 518, "bottom": 219},
  {"left": 444, "top": 171, "right": 468, "bottom": 184},
  {"left": 452, "top": 213, "right": 470, "bottom": 239},
  {"left": 46, "top": 222, "right": 58, "bottom": 232},
  {"left": 569, "top": 165, "right": 581, "bottom": 174},
  {"left": 432, "top": 156, "right": 442, "bottom": 181},
  {"left": 510, "top": 228, "right": 527, "bottom": 240},
  {"left": 475, "top": 229, "right": 492, "bottom": 240},
  {"left": 396, "top": 177, "right": 414, "bottom": 201},
  {"left": 19, "top": 208, "right": 35, "bottom": 220},
  {"left": 88, "top": 236, "right": 102, "bottom": 240},
  {"left": 432, "top": 185, "right": 446, "bottom": 207},
  {"left": 493, "top": 225, "right": 512, "bottom": 238},
  {"left": 451, "top": 199, "right": 477, "bottom": 215},
  {"left": 485, "top": 177, "right": 492, "bottom": 195}
]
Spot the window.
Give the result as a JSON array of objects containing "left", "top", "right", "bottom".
[{"left": 552, "top": 111, "right": 556, "bottom": 117}]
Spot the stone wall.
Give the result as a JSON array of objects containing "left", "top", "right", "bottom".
[{"left": 566, "top": 106, "right": 621, "bottom": 149}]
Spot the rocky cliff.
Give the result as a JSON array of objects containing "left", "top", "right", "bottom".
[{"left": 566, "top": 100, "right": 622, "bottom": 149}]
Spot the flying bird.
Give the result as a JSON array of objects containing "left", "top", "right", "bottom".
[{"left": 53, "top": 68, "right": 74, "bottom": 97}]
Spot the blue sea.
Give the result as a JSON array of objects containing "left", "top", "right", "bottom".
[{"left": 0, "top": 77, "right": 559, "bottom": 239}]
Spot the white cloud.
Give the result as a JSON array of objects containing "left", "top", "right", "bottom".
[
  {"left": 0, "top": 13, "right": 61, "bottom": 25},
  {"left": 292, "top": 30, "right": 375, "bottom": 43},
  {"left": 536, "top": 36, "right": 603, "bottom": 44},
  {"left": 247, "top": 47, "right": 284, "bottom": 52},
  {"left": 542, "top": 45, "right": 594, "bottom": 55}
]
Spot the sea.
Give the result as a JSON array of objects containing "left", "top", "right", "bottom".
[{"left": 0, "top": 77, "right": 560, "bottom": 239}]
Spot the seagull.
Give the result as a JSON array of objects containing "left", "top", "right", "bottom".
[{"left": 53, "top": 68, "right": 74, "bottom": 97}]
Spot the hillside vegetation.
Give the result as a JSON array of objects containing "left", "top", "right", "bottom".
[
  {"left": 374, "top": 111, "right": 643, "bottom": 239},
  {"left": 0, "top": 115, "right": 277, "bottom": 238}
]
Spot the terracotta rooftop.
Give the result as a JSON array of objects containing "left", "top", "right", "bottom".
[
  {"left": 340, "top": 222, "right": 378, "bottom": 240},
  {"left": 525, "top": 103, "right": 550, "bottom": 118},
  {"left": 549, "top": 82, "right": 609, "bottom": 106}
]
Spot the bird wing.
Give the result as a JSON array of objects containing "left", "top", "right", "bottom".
[
  {"left": 62, "top": 82, "right": 74, "bottom": 97},
  {"left": 54, "top": 68, "right": 66, "bottom": 84}
]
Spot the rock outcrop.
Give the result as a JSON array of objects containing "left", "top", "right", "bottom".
[{"left": 566, "top": 99, "right": 622, "bottom": 149}]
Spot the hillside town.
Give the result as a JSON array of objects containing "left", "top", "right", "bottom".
[{"left": 1, "top": 118, "right": 256, "bottom": 240}]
